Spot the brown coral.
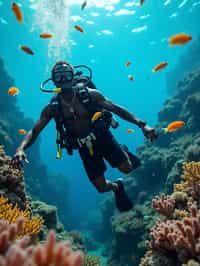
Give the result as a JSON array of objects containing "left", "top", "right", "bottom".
[
  {"left": 0, "top": 218, "right": 83, "bottom": 266},
  {"left": 0, "top": 196, "right": 43, "bottom": 238}
]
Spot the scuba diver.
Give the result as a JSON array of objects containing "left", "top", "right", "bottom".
[{"left": 11, "top": 61, "right": 158, "bottom": 212}]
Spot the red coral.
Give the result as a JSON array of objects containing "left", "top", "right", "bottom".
[
  {"left": 149, "top": 204, "right": 200, "bottom": 263},
  {"left": 0, "top": 218, "right": 83, "bottom": 266},
  {"left": 152, "top": 195, "right": 175, "bottom": 217}
]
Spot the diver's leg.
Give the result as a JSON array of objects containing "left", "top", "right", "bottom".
[{"left": 91, "top": 175, "right": 118, "bottom": 193}]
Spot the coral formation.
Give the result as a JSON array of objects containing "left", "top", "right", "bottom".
[
  {"left": 140, "top": 162, "right": 200, "bottom": 266},
  {"left": 152, "top": 195, "right": 175, "bottom": 217},
  {"left": 0, "top": 196, "right": 43, "bottom": 238},
  {"left": 0, "top": 218, "right": 83, "bottom": 266},
  {"left": 82, "top": 255, "right": 101, "bottom": 266},
  {"left": 0, "top": 145, "right": 27, "bottom": 209}
]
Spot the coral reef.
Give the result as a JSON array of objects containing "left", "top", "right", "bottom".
[
  {"left": 0, "top": 218, "right": 83, "bottom": 266},
  {"left": 152, "top": 195, "right": 175, "bottom": 217},
  {"left": 101, "top": 64, "right": 200, "bottom": 265},
  {"left": 140, "top": 162, "right": 200, "bottom": 266},
  {"left": 81, "top": 255, "right": 101, "bottom": 266},
  {"left": 0, "top": 145, "right": 28, "bottom": 209}
]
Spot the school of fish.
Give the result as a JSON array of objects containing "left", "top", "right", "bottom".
[{"left": 7, "top": 1, "right": 193, "bottom": 137}]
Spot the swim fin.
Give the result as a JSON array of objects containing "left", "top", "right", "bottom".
[
  {"left": 121, "top": 145, "right": 141, "bottom": 170},
  {"left": 114, "top": 179, "right": 133, "bottom": 212}
]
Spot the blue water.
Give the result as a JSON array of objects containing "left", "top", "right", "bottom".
[{"left": 0, "top": 0, "right": 200, "bottom": 227}]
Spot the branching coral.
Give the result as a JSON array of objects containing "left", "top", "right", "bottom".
[
  {"left": 149, "top": 204, "right": 200, "bottom": 263},
  {"left": 0, "top": 218, "right": 83, "bottom": 266},
  {"left": 0, "top": 196, "right": 43, "bottom": 238},
  {"left": 152, "top": 195, "right": 175, "bottom": 217}
]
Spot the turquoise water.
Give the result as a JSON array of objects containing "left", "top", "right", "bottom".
[{"left": 0, "top": 0, "right": 199, "bottom": 227}]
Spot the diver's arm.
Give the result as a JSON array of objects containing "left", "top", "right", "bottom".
[
  {"left": 90, "top": 90, "right": 158, "bottom": 141},
  {"left": 17, "top": 105, "right": 53, "bottom": 151},
  {"left": 90, "top": 90, "right": 146, "bottom": 127},
  {"left": 11, "top": 105, "right": 53, "bottom": 168}
]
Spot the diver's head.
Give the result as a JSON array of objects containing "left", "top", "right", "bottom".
[{"left": 52, "top": 61, "right": 75, "bottom": 91}]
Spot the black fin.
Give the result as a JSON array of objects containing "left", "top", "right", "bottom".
[{"left": 114, "top": 179, "right": 133, "bottom": 212}]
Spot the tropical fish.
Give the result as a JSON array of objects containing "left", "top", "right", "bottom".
[
  {"left": 91, "top": 112, "right": 102, "bottom": 122},
  {"left": 39, "top": 32, "right": 53, "bottom": 39},
  {"left": 8, "top": 86, "right": 20, "bottom": 96},
  {"left": 125, "top": 61, "right": 132, "bottom": 67},
  {"left": 168, "top": 33, "right": 192, "bottom": 46},
  {"left": 128, "top": 74, "right": 134, "bottom": 81},
  {"left": 162, "top": 121, "right": 185, "bottom": 133},
  {"left": 140, "top": 0, "right": 145, "bottom": 6},
  {"left": 18, "top": 129, "right": 27, "bottom": 135},
  {"left": 152, "top": 61, "right": 168, "bottom": 72},
  {"left": 19, "top": 45, "right": 34, "bottom": 55},
  {"left": 127, "top": 129, "right": 134, "bottom": 133},
  {"left": 11, "top": 2, "right": 23, "bottom": 23},
  {"left": 74, "top": 25, "right": 84, "bottom": 33},
  {"left": 81, "top": 1, "right": 87, "bottom": 10}
]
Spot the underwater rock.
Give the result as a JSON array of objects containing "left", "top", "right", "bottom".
[{"left": 31, "top": 200, "right": 58, "bottom": 230}]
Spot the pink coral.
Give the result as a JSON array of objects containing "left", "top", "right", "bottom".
[
  {"left": 0, "top": 218, "right": 83, "bottom": 266},
  {"left": 152, "top": 195, "right": 175, "bottom": 217},
  {"left": 149, "top": 204, "right": 200, "bottom": 263}
]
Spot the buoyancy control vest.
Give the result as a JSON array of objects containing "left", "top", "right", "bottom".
[{"left": 49, "top": 77, "right": 118, "bottom": 158}]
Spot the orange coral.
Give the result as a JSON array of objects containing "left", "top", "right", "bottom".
[{"left": 0, "top": 196, "right": 43, "bottom": 238}]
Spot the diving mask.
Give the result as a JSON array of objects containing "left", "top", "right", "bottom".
[{"left": 52, "top": 63, "right": 74, "bottom": 84}]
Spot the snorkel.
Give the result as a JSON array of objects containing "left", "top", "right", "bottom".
[{"left": 40, "top": 62, "right": 93, "bottom": 93}]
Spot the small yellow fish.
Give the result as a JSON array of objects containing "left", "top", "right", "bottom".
[
  {"left": 8, "top": 86, "right": 20, "bottom": 96},
  {"left": 18, "top": 129, "right": 27, "bottom": 135},
  {"left": 162, "top": 121, "right": 185, "bottom": 133},
  {"left": 127, "top": 128, "right": 134, "bottom": 133},
  {"left": 91, "top": 112, "right": 102, "bottom": 122}
]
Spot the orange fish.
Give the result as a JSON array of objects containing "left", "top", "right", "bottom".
[
  {"left": 74, "top": 25, "right": 85, "bottom": 33},
  {"left": 125, "top": 61, "right": 132, "bottom": 67},
  {"left": 168, "top": 33, "right": 192, "bottom": 46},
  {"left": 91, "top": 112, "right": 102, "bottom": 122},
  {"left": 162, "top": 121, "right": 185, "bottom": 133},
  {"left": 39, "top": 32, "right": 53, "bottom": 39},
  {"left": 128, "top": 74, "right": 134, "bottom": 81},
  {"left": 140, "top": 0, "right": 145, "bottom": 6},
  {"left": 18, "top": 129, "right": 27, "bottom": 135},
  {"left": 11, "top": 2, "right": 23, "bottom": 23},
  {"left": 152, "top": 62, "right": 168, "bottom": 72},
  {"left": 20, "top": 45, "right": 34, "bottom": 55},
  {"left": 8, "top": 86, "right": 20, "bottom": 96},
  {"left": 127, "top": 129, "right": 134, "bottom": 133}
]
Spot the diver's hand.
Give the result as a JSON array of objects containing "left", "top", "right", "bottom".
[
  {"left": 11, "top": 149, "right": 29, "bottom": 170},
  {"left": 141, "top": 125, "right": 158, "bottom": 142}
]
